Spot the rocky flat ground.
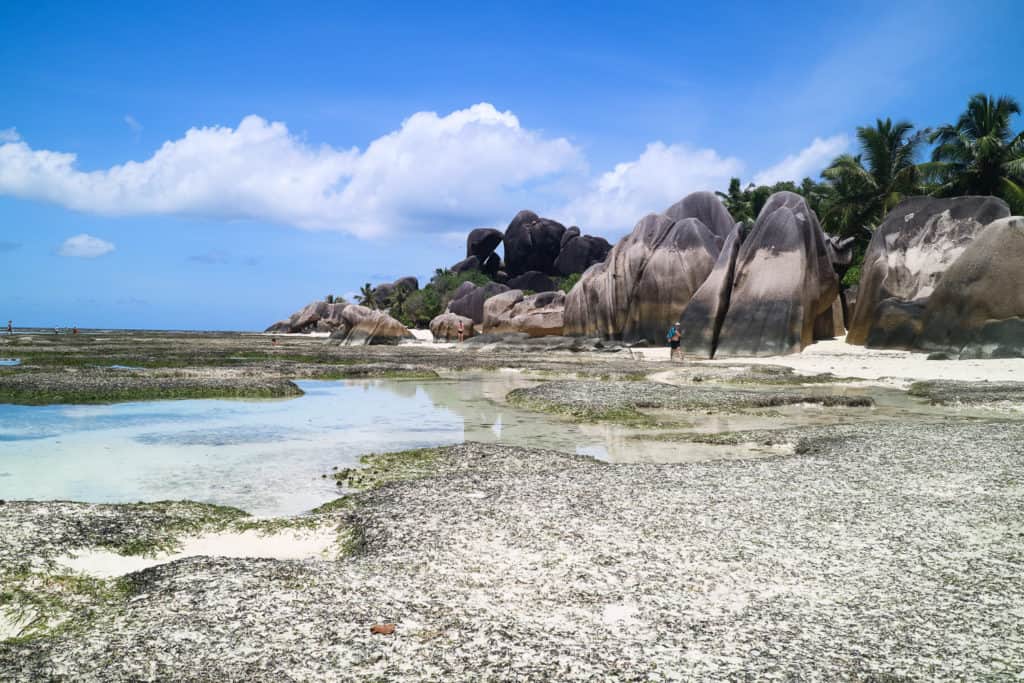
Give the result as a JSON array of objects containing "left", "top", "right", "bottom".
[
  {"left": 2, "top": 421, "right": 1023, "bottom": 680},
  {"left": 2, "top": 332, "right": 1023, "bottom": 680}
]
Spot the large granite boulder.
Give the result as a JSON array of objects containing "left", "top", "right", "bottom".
[
  {"left": 372, "top": 276, "right": 419, "bottom": 309},
  {"left": 714, "top": 192, "right": 839, "bottom": 357},
  {"left": 507, "top": 270, "right": 556, "bottom": 293},
  {"left": 267, "top": 301, "right": 412, "bottom": 344},
  {"left": 482, "top": 253, "right": 501, "bottom": 277},
  {"left": 446, "top": 282, "right": 510, "bottom": 324},
  {"left": 916, "top": 216, "right": 1024, "bottom": 358},
  {"left": 429, "top": 312, "right": 476, "bottom": 342},
  {"left": 466, "top": 228, "right": 504, "bottom": 260},
  {"left": 554, "top": 233, "right": 611, "bottom": 276},
  {"left": 677, "top": 223, "right": 747, "bottom": 358},
  {"left": 503, "top": 211, "right": 566, "bottom": 276},
  {"left": 483, "top": 289, "right": 565, "bottom": 337},
  {"left": 265, "top": 301, "right": 348, "bottom": 333},
  {"left": 564, "top": 198, "right": 725, "bottom": 344},
  {"left": 664, "top": 191, "right": 736, "bottom": 241},
  {"left": 328, "top": 305, "right": 413, "bottom": 346},
  {"left": 847, "top": 196, "right": 1010, "bottom": 347}
]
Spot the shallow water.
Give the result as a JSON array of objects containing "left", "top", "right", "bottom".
[
  {"left": 0, "top": 376, "right": 721, "bottom": 515},
  {"left": 0, "top": 376, "right": 1007, "bottom": 516}
]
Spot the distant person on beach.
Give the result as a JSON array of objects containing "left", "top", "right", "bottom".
[
  {"left": 5, "top": 320, "right": 11, "bottom": 335},
  {"left": 457, "top": 319, "right": 465, "bottom": 343},
  {"left": 271, "top": 336, "right": 278, "bottom": 346},
  {"left": 72, "top": 325, "right": 78, "bottom": 335},
  {"left": 667, "top": 320, "right": 682, "bottom": 361}
]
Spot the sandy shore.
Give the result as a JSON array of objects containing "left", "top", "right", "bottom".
[{"left": 629, "top": 336, "right": 1024, "bottom": 385}]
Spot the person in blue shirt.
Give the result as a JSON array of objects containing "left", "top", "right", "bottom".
[{"left": 667, "top": 321, "right": 682, "bottom": 361}]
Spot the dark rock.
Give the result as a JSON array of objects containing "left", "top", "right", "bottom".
[
  {"left": 372, "top": 277, "right": 419, "bottom": 309},
  {"left": 506, "top": 271, "right": 556, "bottom": 293},
  {"left": 560, "top": 226, "right": 581, "bottom": 249},
  {"left": 446, "top": 282, "right": 510, "bottom": 324},
  {"left": 494, "top": 270, "right": 509, "bottom": 284},
  {"left": 564, "top": 201, "right": 725, "bottom": 344},
  {"left": 554, "top": 234, "right": 612, "bottom": 276},
  {"left": 714, "top": 192, "right": 839, "bottom": 357},
  {"left": 466, "top": 228, "right": 504, "bottom": 260},
  {"left": 482, "top": 253, "right": 501, "bottom": 276},
  {"left": 865, "top": 298, "right": 926, "bottom": 349},
  {"left": 503, "top": 211, "right": 566, "bottom": 276},
  {"left": 392, "top": 276, "right": 419, "bottom": 292},
  {"left": 916, "top": 216, "right": 1024, "bottom": 359},
  {"left": 847, "top": 196, "right": 1010, "bottom": 347},
  {"left": 451, "top": 255, "right": 481, "bottom": 274}
]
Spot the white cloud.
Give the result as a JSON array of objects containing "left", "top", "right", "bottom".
[
  {"left": 0, "top": 104, "right": 581, "bottom": 238},
  {"left": 0, "top": 128, "right": 18, "bottom": 143},
  {"left": 124, "top": 115, "right": 143, "bottom": 133},
  {"left": 752, "top": 135, "right": 848, "bottom": 186},
  {"left": 556, "top": 142, "right": 743, "bottom": 236},
  {"left": 58, "top": 234, "right": 115, "bottom": 258}
]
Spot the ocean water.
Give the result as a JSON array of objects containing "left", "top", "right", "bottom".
[{"left": 0, "top": 377, "right": 651, "bottom": 516}]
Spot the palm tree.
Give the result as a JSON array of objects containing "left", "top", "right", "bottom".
[
  {"left": 715, "top": 178, "right": 755, "bottom": 222},
  {"left": 820, "top": 118, "right": 927, "bottom": 243},
  {"left": 356, "top": 283, "right": 377, "bottom": 309},
  {"left": 924, "top": 93, "right": 1024, "bottom": 212}
]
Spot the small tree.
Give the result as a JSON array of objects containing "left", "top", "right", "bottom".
[{"left": 356, "top": 283, "right": 377, "bottom": 309}]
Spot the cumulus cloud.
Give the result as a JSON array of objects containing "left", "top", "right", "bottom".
[
  {"left": 0, "top": 104, "right": 581, "bottom": 238},
  {"left": 0, "top": 129, "right": 18, "bottom": 143},
  {"left": 557, "top": 142, "right": 743, "bottom": 236},
  {"left": 752, "top": 135, "right": 848, "bottom": 186},
  {"left": 58, "top": 234, "right": 115, "bottom": 258}
]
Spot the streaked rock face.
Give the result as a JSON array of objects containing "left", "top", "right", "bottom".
[
  {"left": 916, "top": 215, "right": 1024, "bottom": 358},
  {"left": 564, "top": 193, "right": 726, "bottom": 344},
  {"left": 713, "top": 192, "right": 839, "bottom": 357},
  {"left": 483, "top": 289, "right": 565, "bottom": 337},
  {"left": 677, "top": 223, "right": 747, "bottom": 358},
  {"left": 847, "top": 196, "right": 1010, "bottom": 347},
  {"left": 265, "top": 301, "right": 412, "bottom": 345}
]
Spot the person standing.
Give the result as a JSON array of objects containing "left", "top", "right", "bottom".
[
  {"left": 456, "top": 319, "right": 465, "bottom": 343},
  {"left": 5, "top": 320, "right": 11, "bottom": 335},
  {"left": 667, "top": 320, "right": 683, "bottom": 361}
]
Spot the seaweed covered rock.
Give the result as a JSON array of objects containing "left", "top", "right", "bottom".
[
  {"left": 564, "top": 195, "right": 727, "bottom": 344},
  {"left": 916, "top": 216, "right": 1024, "bottom": 358},
  {"left": 847, "top": 196, "right": 1010, "bottom": 347},
  {"left": 429, "top": 312, "right": 476, "bottom": 342},
  {"left": 503, "top": 211, "right": 566, "bottom": 276},
  {"left": 483, "top": 289, "right": 565, "bottom": 337},
  {"left": 714, "top": 192, "right": 838, "bottom": 357}
]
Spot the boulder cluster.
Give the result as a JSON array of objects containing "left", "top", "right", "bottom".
[
  {"left": 450, "top": 211, "right": 611, "bottom": 292},
  {"left": 846, "top": 196, "right": 1023, "bottom": 358},
  {"left": 565, "top": 191, "right": 852, "bottom": 357},
  {"left": 265, "top": 301, "right": 412, "bottom": 345}
]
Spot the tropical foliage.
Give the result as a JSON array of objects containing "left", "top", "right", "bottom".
[
  {"left": 923, "top": 93, "right": 1024, "bottom": 212},
  {"left": 356, "top": 283, "right": 377, "bottom": 309}
]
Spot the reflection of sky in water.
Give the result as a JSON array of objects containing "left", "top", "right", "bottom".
[{"left": 0, "top": 378, "right": 618, "bottom": 515}]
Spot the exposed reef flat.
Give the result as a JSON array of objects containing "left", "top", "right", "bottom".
[
  {"left": 2, "top": 422, "right": 1023, "bottom": 680},
  {"left": 507, "top": 379, "right": 873, "bottom": 423}
]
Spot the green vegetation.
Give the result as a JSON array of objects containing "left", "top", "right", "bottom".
[
  {"left": 356, "top": 282, "right": 377, "bottom": 308},
  {"left": 558, "top": 272, "right": 582, "bottom": 293},
  {"left": 717, "top": 91, "right": 1024, "bottom": 285},
  {"left": 506, "top": 388, "right": 661, "bottom": 426},
  {"left": 391, "top": 268, "right": 490, "bottom": 327},
  {"left": 924, "top": 93, "right": 1024, "bottom": 213},
  {"left": 312, "top": 446, "right": 446, "bottom": 515}
]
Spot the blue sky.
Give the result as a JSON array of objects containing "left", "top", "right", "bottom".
[{"left": 1, "top": 0, "right": 1022, "bottom": 330}]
